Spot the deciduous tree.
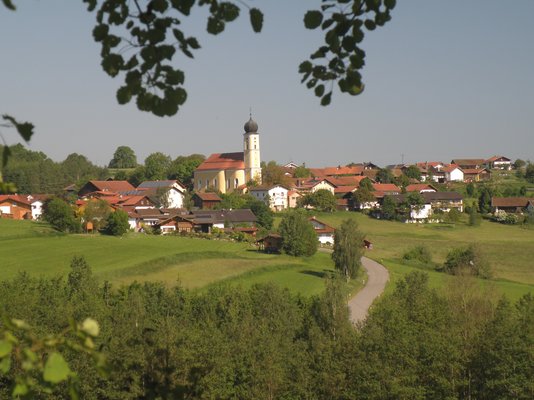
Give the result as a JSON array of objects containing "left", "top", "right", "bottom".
[
  {"left": 278, "top": 210, "right": 317, "bottom": 257},
  {"left": 332, "top": 219, "right": 365, "bottom": 281},
  {"left": 108, "top": 146, "right": 137, "bottom": 168}
]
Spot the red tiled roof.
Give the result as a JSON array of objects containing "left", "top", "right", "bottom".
[
  {"left": 321, "top": 175, "right": 368, "bottom": 186},
  {"left": 491, "top": 197, "right": 534, "bottom": 208},
  {"left": 442, "top": 164, "right": 462, "bottom": 173},
  {"left": 405, "top": 184, "right": 437, "bottom": 192},
  {"left": 334, "top": 185, "right": 359, "bottom": 194},
  {"left": 119, "top": 195, "right": 152, "bottom": 206},
  {"left": 88, "top": 180, "right": 135, "bottom": 192},
  {"left": 0, "top": 195, "right": 31, "bottom": 205},
  {"left": 462, "top": 168, "right": 489, "bottom": 175},
  {"left": 310, "top": 166, "right": 364, "bottom": 177},
  {"left": 309, "top": 217, "right": 335, "bottom": 233},
  {"left": 486, "top": 155, "right": 510, "bottom": 163},
  {"left": 195, "top": 192, "right": 222, "bottom": 201},
  {"left": 195, "top": 152, "right": 244, "bottom": 171},
  {"left": 372, "top": 183, "right": 400, "bottom": 192},
  {"left": 451, "top": 159, "right": 485, "bottom": 167}
]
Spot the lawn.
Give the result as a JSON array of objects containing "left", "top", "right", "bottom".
[
  {"left": 0, "top": 219, "right": 345, "bottom": 297},
  {"left": 275, "top": 210, "right": 534, "bottom": 299}
]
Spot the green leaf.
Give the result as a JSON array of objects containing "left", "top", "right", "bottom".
[
  {"left": 207, "top": 17, "right": 225, "bottom": 35},
  {"left": 314, "top": 84, "right": 325, "bottom": 97},
  {"left": 249, "top": 8, "right": 263, "bottom": 33},
  {"left": 92, "top": 24, "right": 109, "bottom": 42},
  {"left": 364, "top": 19, "right": 376, "bottom": 31},
  {"left": 221, "top": 2, "right": 239, "bottom": 22},
  {"left": 298, "top": 61, "right": 312, "bottom": 74},
  {"left": 321, "top": 92, "right": 332, "bottom": 106},
  {"left": 43, "top": 353, "right": 72, "bottom": 384},
  {"left": 384, "top": 0, "right": 397, "bottom": 9},
  {"left": 12, "top": 383, "right": 28, "bottom": 396},
  {"left": 2, "top": 115, "right": 34, "bottom": 142},
  {"left": 0, "top": 340, "right": 12, "bottom": 358},
  {"left": 116, "top": 86, "right": 132, "bottom": 105},
  {"left": 304, "top": 10, "right": 323, "bottom": 29},
  {"left": 186, "top": 37, "right": 200, "bottom": 49},
  {"left": 150, "top": 0, "right": 169, "bottom": 13},
  {"left": 0, "top": 357, "right": 11, "bottom": 374},
  {"left": 80, "top": 318, "right": 100, "bottom": 337},
  {"left": 2, "top": 0, "right": 16, "bottom": 10}
]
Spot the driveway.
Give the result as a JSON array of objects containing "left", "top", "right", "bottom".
[{"left": 348, "top": 256, "right": 389, "bottom": 324}]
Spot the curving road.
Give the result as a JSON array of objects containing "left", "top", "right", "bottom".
[{"left": 348, "top": 256, "right": 389, "bottom": 324}]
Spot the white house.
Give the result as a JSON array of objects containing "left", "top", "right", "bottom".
[
  {"left": 443, "top": 165, "right": 464, "bottom": 182},
  {"left": 309, "top": 217, "right": 335, "bottom": 245},
  {"left": 137, "top": 180, "right": 187, "bottom": 209},
  {"left": 249, "top": 185, "right": 289, "bottom": 211},
  {"left": 486, "top": 156, "right": 512, "bottom": 170}
]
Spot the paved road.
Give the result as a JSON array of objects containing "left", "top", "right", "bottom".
[{"left": 348, "top": 256, "right": 389, "bottom": 324}]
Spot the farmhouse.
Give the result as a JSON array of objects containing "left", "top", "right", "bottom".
[
  {"left": 486, "top": 155, "right": 512, "bottom": 170},
  {"left": 249, "top": 184, "right": 289, "bottom": 211},
  {"left": 78, "top": 180, "right": 135, "bottom": 197},
  {"left": 309, "top": 216, "right": 336, "bottom": 245},
  {"left": 491, "top": 197, "right": 534, "bottom": 214},
  {"left": 137, "top": 180, "right": 187, "bottom": 208},
  {"left": 194, "top": 117, "right": 261, "bottom": 193},
  {"left": 0, "top": 195, "right": 32, "bottom": 220}
]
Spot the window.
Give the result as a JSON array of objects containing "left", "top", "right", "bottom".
[
  {"left": 234, "top": 178, "right": 239, "bottom": 188},
  {"left": 226, "top": 179, "right": 230, "bottom": 190},
  {"left": 198, "top": 179, "right": 202, "bottom": 189},
  {"left": 214, "top": 178, "right": 218, "bottom": 188}
]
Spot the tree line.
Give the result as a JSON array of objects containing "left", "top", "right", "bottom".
[
  {"left": 0, "top": 259, "right": 531, "bottom": 399},
  {"left": 0, "top": 144, "right": 205, "bottom": 194}
]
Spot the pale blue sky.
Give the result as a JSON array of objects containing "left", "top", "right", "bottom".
[{"left": 1, "top": 1, "right": 533, "bottom": 167}]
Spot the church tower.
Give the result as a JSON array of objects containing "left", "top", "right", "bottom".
[{"left": 243, "top": 115, "right": 262, "bottom": 184}]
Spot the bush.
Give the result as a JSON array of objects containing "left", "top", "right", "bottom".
[
  {"left": 43, "top": 197, "right": 82, "bottom": 233},
  {"left": 279, "top": 210, "right": 318, "bottom": 257},
  {"left": 440, "top": 244, "right": 492, "bottom": 279},
  {"left": 402, "top": 245, "right": 433, "bottom": 265},
  {"left": 104, "top": 210, "right": 129, "bottom": 236}
]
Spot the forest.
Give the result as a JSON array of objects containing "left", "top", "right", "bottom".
[{"left": 0, "top": 256, "right": 532, "bottom": 399}]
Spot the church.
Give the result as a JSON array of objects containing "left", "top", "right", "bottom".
[{"left": 193, "top": 116, "right": 262, "bottom": 193}]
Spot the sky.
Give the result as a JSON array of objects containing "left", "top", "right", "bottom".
[{"left": 1, "top": 1, "right": 533, "bottom": 168}]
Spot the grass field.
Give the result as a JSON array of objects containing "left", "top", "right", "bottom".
[{"left": 0, "top": 219, "right": 358, "bottom": 297}]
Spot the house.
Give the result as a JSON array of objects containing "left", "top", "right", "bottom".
[
  {"left": 193, "top": 117, "right": 262, "bottom": 193},
  {"left": 292, "top": 178, "right": 336, "bottom": 195},
  {"left": 159, "top": 209, "right": 257, "bottom": 234},
  {"left": 405, "top": 184, "right": 438, "bottom": 193},
  {"left": 443, "top": 165, "right": 464, "bottom": 182},
  {"left": 462, "top": 168, "right": 491, "bottom": 182},
  {"left": 388, "top": 192, "right": 463, "bottom": 221},
  {"left": 78, "top": 180, "right": 135, "bottom": 197},
  {"left": 309, "top": 216, "right": 336, "bottom": 245},
  {"left": 451, "top": 159, "right": 486, "bottom": 170},
  {"left": 0, "top": 195, "right": 32, "bottom": 220},
  {"left": 192, "top": 192, "right": 222, "bottom": 209},
  {"left": 491, "top": 197, "right": 534, "bottom": 214},
  {"left": 137, "top": 180, "right": 187, "bottom": 208},
  {"left": 486, "top": 156, "right": 512, "bottom": 170},
  {"left": 256, "top": 233, "right": 283, "bottom": 253},
  {"left": 287, "top": 190, "right": 302, "bottom": 208},
  {"left": 309, "top": 165, "right": 364, "bottom": 177},
  {"left": 249, "top": 184, "right": 289, "bottom": 211}
]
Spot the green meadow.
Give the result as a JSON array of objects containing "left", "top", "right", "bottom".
[
  {"left": 0, "top": 219, "right": 358, "bottom": 297},
  {"left": 287, "top": 211, "right": 534, "bottom": 300}
]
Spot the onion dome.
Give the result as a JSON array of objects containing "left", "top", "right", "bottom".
[{"left": 244, "top": 117, "right": 258, "bottom": 133}]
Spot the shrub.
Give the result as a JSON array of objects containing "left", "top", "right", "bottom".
[
  {"left": 104, "top": 210, "right": 129, "bottom": 236},
  {"left": 279, "top": 210, "right": 317, "bottom": 257},
  {"left": 402, "top": 245, "right": 433, "bottom": 265},
  {"left": 440, "top": 244, "right": 492, "bottom": 279}
]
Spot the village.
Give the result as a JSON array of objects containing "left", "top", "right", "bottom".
[{"left": 1, "top": 117, "right": 533, "bottom": 248}]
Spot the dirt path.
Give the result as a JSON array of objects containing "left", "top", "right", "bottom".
[{"left": 348, "top": 257, "right": 389, "bottom": 324}]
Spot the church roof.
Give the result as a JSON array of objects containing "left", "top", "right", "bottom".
[{"left": 195, "top": 152, "right": 245, "bottom": 171}]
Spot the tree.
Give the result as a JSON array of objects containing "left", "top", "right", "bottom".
[
  {"left": 300, "top": 189, "right": 337, "bottom": 212},
  {"left": 513, "top": 158, "right": 526, "bottom": 169},
  {"left": 104, "top": 209, "right": 129, "bottom": 236},
  {"left": 278, "top": 210, "right": 317, "bottom": 257},
  {"left": 262, "top": 161, "right": 291, "bottom": 187},
  {"left": 352, "top": 186, "right": 375, "bottom": 209},
  {"left": 468, "top": 206, "right": 482, "bottom": 226},
  {"left": 359, "top": 177, "right": 374, "bottom": 191},
  {"left": 440, "top": 243, "right": 492, "bottom": 279},
  {"left": 43, "top": 197, "right": 82, "bottom": 233},
  {"left": 525, "top": 162, "right": 534, "bottom": 183},
  {"left": 376, "top": 168, "right": 395, "bottom": 183},
  {"left": 294, "top": 164, "right": 311, "bottom": 178},
  {"left": 332, "top": 219, "right": 365, "bottom": 281},
  {"left": 83, "top": 198, "right": 111, "bottom": 232},
  {"left": 381, "top": 195, "right": 397, "bottom": 220},
  {"left": 144, "top": 152, "right": 171, "bottom": 181},
  {"left": 404, "top": 165, "right": 422, "bottom": 181},
  {"left": 166, "top": 154, "right": 205, "bottom": 189},
  {"left": 466, "top": 182, "right": 476, "bottom": 197},
  {"left": 108, "top": 146, "right": 137, "bottom": 168},
  {"left": 478, "top": 186, "right": 493, "bottom": 214}
]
